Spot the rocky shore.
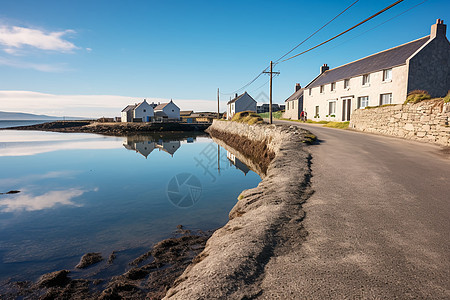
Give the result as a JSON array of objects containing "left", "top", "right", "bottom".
[
  {"left": 164, "top": 120, "right": 315, "bottom": 299},
  {"left": 1, "top": 227, "right": 213, "bottom": 300},
  {"left": 4, "top": 120, "right": 210, "bottom": 136}
]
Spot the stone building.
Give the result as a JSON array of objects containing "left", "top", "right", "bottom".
[{"left": 302, "top": 19, "right": 450, "bottom": 122}]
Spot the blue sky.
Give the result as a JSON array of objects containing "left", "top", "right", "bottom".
[{"left": 0, "top": 0, "right": 449, "bottom": 117}]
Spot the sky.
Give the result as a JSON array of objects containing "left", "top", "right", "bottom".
[{"left": 0, "top": 0, "right": 449, "bottom": 118}]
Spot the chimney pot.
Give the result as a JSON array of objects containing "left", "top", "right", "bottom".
[
  {"left": 320, "top": 64, "right": 330, "bottom": 74},
  {"left": 431, "top": 19, "right": 446, "bottom": 39},
  {"left": 235, "top": 93, "right": 238, "bottom": 98},
  {"left": 295, "top": 83, "right": 301, "bottom": 91}
]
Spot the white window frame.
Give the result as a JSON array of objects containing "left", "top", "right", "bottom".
[
  {"left": 328, "top": 100, "right": 336, "bottom": 116},
  {"left": 331, "top": 82, "right": 336, "bottom": 91},
  {"left": 362, "top": 74, "right": 370, "bottom": 86},
  {"left": 358, "top": 96, "right": 369, "bottom": 108},
  {"left": 383, "top": 69, "right": 392, "bottom": 81},
  {"left": 380, "top": 93, "right": 392, "bottom": 105},
  {"left": 315, "top": 105, "right": 320, "bottom": 117},
  {"left": 320, "top": 85, "right": 324, "bottom": 93},
  {"left": 309, "top": 88, "right": 312, "bottom": 96},
  {"left": 344, "top": 78, "right": 350, "bottom": 89}
]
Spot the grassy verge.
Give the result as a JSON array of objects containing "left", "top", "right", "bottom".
[
  {"left": 258, "top": 111, "right": 284, "bottom": 119},
  {"left": 231, "top": 111, "right": 264, "bottom": 125},
  {"left": 323, "top": 121, "right": 350, "bottom": 129}
]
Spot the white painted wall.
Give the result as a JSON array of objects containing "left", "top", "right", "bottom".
[
  {"left": 134, "top": 100, "right": 154, "bottom": 122},
  {"left": 303, "top": 65, "right": 408, "bottom": 122},
  {"left": 227, "top": 93, "right": 257, "bottom": 120},
  {"left": 160, "top": 101, "right": 180, "bottom": 120}
]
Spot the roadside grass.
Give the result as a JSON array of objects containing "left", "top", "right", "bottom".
[
  {"left": 258, "top": 111, "right": 284, "bottom": 119},
  {"left": 323, "top": 121, "right": 350, "bottom": 129},
  {"left": 444, "top": 91, "right": 450, "bottom": 103},
  {"left": 231, "top": 111, "right": 264, "bottom": 125}
]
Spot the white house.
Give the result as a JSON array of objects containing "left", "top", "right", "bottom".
[
  {"left": 226, "top": 92, "right": 257, "bottom": 120},
  {"left": 154, "top": 100, "right": 180, "bottom": 120},
  {"left": 302, "top": 19, "right": 450, "bottom": 122},
  {"left": 121, "top": 99, "right": 154, "bottom": 122},
  {"left": 284, "top": 83, "right": 304, "bottom": 120}
]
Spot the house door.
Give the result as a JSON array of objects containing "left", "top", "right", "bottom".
[{"left": 342, "top": 98, "right": 352, "bottom": 121}]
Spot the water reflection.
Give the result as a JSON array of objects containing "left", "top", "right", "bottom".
[
  {"left": 0, "top": 188, "right": 89, "bottom": 212},
  {"left": 226, "top": 151, "right": 250, "bottom": 175},
  {"left": 122, "top": 136, "right": 192, "bottom": 158}
]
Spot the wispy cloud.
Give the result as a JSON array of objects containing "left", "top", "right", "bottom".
[
  {"left": 0, "top": 90, "right": 218, "bottom": 118},
  {"left": 0, "top": 25, "right": 78, "bottom": 53},
  {"left": 0, "top": 188, "right": 86, "bottom": 212},
  {"left": 0, "top": 56, "right": 67, "bottom": 72}
]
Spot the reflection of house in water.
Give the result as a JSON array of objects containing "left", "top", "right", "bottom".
[
  {"left": 156, "top": 140, "right": 181, "bottom": 156},
  {"left": 123, "top": 137, "right": 181, "bottom": 158},
  {"left": 226, "top": 151, "right": 250, "bottom": 175},
  {"left": 123, "top": 140, "right": 156, "bottom": 158}
]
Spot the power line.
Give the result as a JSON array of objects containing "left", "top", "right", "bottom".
[
  {"left": 274, "top": 0, "right": 360, "bottom": 63},
  {"left": 326, "top": 0, "right": 430, "bottom": 51},
  {"left": 280, "top": 0, "right": 405, "bottom": 64},
  {"left": 219, "top": 66, "right": 269, "bottom": 96}
]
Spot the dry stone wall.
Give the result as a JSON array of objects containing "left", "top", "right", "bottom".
[{"left": 350, "top": 99, "right": 450, "bottom": 146}]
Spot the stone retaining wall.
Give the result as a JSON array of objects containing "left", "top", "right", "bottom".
[
  {"left": 163, "top": 120, "right": 313, "bottom": 299},
  {"left": 350, "top": 99, "right": 450, "bottom": 146}
]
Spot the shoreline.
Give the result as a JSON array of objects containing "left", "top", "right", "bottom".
[
  {"left": 164, "top": 120, "right": 314, "bottom": 299},
  {"left": 1, "top": 119, "right": 315, "bottom": 299},
  {"left": 2, "top": 120, "right": 211, "bottom": 136},
  {"left": 1, "top": 227, "right": 214, "bottom": 299}
]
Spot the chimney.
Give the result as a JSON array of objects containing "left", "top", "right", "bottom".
[
  {"left": 431, "top": 19, "right": 446, "bottom": 39},
  {"left": 320, "top": 64, "right": 329, "bottom": 74},
  {"left": 235, "top": 93, "right": 238, "bottom": 98},
  {"left": 295, "top": 83, "right": 301, "bottom": 92}
]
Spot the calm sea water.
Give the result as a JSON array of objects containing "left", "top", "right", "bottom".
[
  {"left": 0, "top": 120, "right": 55, "bottom": 129},
  {"left": 0, "top": 129, "right": 260, "bottom": 283}
]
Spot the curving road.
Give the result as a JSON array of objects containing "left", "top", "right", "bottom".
[{"left": 261, "top": 120, "right": 450, "bottom": 299}]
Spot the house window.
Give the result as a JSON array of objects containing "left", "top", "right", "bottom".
[
  {"left": 344, "top": 79, "right": 350, "bottom": 89},
  {"left": 315, "top": 105, "right": 320, "bottom": 117},
  {"left": 331, "top": 82, "right": 336, "bottom": 91},
  {"left": 328, "top": 101, "right": 336, "bottom": 115},
  {"left": 309, "top": 88, "right": 312, "bottom": 96},
  {"left": 358, "top": 96, "right": 369, "bottom": 108},
  {"left": 383, "top": 68, "right": 392, "bottom": 81},
  {"left": 287, "top": 102, "right": 290, "bottom": 110},
  {"left": 380, "top": 93, "right": 392, "bottom": 105},
  {"left": 320, "top": 85, "right": 324, "bottom": 93},
  {"left": 362, "top": 74, "right": 370, "bottom": 85}
]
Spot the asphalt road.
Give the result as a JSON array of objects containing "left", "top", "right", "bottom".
[{"left": 260, "top": 120, "right": 450, "bottom": 299}]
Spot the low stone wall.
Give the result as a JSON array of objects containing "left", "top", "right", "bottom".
[
  {"left": 163, "top": 120, "right": 314, "bottom": 299},
  {"left": 350, "top": 99, "right": 450, "bottom": 146}
]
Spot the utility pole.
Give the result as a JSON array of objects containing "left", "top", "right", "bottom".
[
  {"left": 263, "top": 61, "right": 280, "bottom": 124},
  {"left": 217, "top": 88, "right": 220, "bottom": 119}
]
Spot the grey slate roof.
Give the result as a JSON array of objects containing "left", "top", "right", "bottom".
[
  {"left": 227, "top": 92, "right": 256, "bottom": 105},
  {"left": 121, "top": 105, "right": 136, "bottom": 112},
  {"left": 154, "top": 102, "right": 169, "bottom": 110},
  {"left": 285, "top": 88, "right": 303, "bottom": 102},
  {"left": 306, "top": 36, "right": 430, "bottom": 88}
]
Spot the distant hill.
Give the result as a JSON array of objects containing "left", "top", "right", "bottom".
[{"left": 0, "top": 111, "right": 85, "bottom": 121}]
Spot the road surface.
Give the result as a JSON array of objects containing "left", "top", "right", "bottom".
[{"left": 260, "top": 120, "right": 450, "bottom": 299}]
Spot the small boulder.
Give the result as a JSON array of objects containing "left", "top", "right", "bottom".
[
  {"left": 38, "top": 270, "right": 70, "bottom": 287},
  {"left": 75, "top": 252, "right": 103, "bottom": 269}
]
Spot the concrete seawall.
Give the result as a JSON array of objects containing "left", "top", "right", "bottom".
[{"left": 164, "top": 120, "right": 314, "bottom": 299}]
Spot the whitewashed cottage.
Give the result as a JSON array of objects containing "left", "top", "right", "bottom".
[
  {"left": 226, "top": 92, "right": 257, "bottom": 120},
  {"left": 121, "top": 99, "right": 154, "bottom": 122},
  {"left": 154, "top": 100, "right": 180, "bottom": 120},
  {"left": 301, "top": 19, "right": 450, "bottom": 122}
]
